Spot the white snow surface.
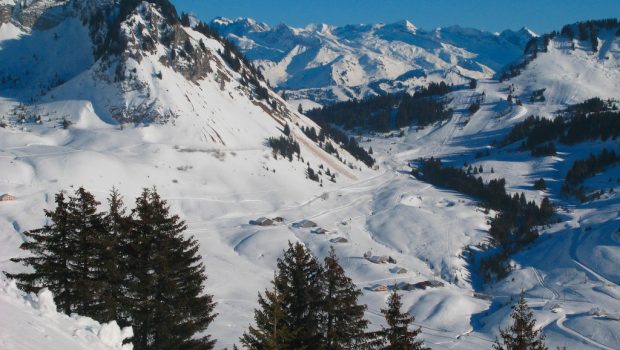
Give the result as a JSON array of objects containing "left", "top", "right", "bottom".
[
  {"left": 0, "top": 277, "right": 133, "bottom": 350},
  {"left": 1, "top": 4, "right": 620, "bottom": 350}
]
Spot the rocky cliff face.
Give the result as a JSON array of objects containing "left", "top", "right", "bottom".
[{"left": 0, "top": 0, "right": 70, "bottom": 29}]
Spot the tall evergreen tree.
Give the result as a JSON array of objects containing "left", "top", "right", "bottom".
[
  {"left": 127, "top": 188, "right": 217, "bottom": 350},
  {"left": 241, "top": 275, "right": 293, "bottom": 350},
  {"left": 320, "top": 247, "right": 370, "bottom": 350},
  {"left": 493, "top": 292, "right": 547, "bottom": 350},
  {"left": 275, "top": 242, "right": 323, "bottom": 349},
  {"left": 376, "top": 292, "right": 428, "bottom": 350},
  {"left": 242, "top": 242, "right": 323, "bottom": 350},
  {"left": 6, "top": 192, "right": 74, "bottom": 314},
  {"left": 98, "top": 188, "right": 133, "bottom": 324},
  {"left": 67, "top": 187, "right": 107, "bottom": 317}
]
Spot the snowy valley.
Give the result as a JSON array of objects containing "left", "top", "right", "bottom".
[{"left": 1, "top": 1, "right": 620, "bottom": 349}]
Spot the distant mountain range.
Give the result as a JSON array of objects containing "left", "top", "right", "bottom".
[{"left": 211, "top": 17, "right": 537, "bottom": 104}]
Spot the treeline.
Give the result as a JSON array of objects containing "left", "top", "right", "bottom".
[
  {"left": 500, "top": 98, "right": 620, "bottom": 151},
  {"left": 306, "top": 86, "right": 452, "bottom": 133},
  {"left": 413, "top": 158, "right": 554, "bottom": 280},
  {"left": 411, "top": 81, "right": 452, "bottom": 98},
  {"left": 241, "top": 243, "right": 429, "bottom": 349},
  {"left": 6, "top": 187, "right": 217, "bottom": 350},
  {"left": 562, "top": 148, "right": 620, "bottom": 201},
  {"left": 396, "top": 93, "right": 453, "bottom": 127}
]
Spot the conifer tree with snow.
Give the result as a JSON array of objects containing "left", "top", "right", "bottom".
[
  {"left": 493, "top": 291, "right": 547, "bottom": 350},
  {"left": 320, "top": 247, "right": 371, "bottom": 349},
  {"left": 241, "top": 242, "right": 323, "bottom": 349},
  {"left": 126, "top": 188, "right": 217, "bottom": 350},
  {"left": 7, "top": 191, "right": 75, "bottom": 314},
  {"left": 375, "top": 291, "right": 428, "bottom": 350}
]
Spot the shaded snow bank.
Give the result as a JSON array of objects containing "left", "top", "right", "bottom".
[{"left": 0, "top": 275, "right": 133, "bottom": 350}]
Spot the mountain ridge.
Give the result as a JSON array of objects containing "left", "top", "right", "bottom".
[{"left": 210, "top": 16, "right": 536, "bottom": 104}]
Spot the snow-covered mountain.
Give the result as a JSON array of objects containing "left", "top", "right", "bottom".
[
  {"left": 2, "top": 1, "right": 620, "bottom": 349},
  {"left": 0, "top": 0, "right": 364, "bottom": 175},
  {"left": 211, "top": 17, "right": 536, "bottom": 104}
]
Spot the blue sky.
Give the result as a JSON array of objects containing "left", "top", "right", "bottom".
[{"left": 172, "top": 0, "right": 620, "bottom": 33}]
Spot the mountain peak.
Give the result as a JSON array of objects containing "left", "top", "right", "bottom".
[
  {"left": 383, "top": 19, "right": 418, "bottom": 33},
  {"left": 210, "top": 16, "right": 270, "bottom": 34}
]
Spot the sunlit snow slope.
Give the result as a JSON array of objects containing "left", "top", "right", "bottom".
[{"left": 1, "top": 2, "right": 620, "bottom": 349}]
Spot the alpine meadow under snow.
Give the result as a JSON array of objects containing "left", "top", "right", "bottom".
[{"left": 1, "top": 0, "right": 620, "bottom": 349}]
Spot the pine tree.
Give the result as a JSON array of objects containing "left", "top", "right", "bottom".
[
  {"left": 494, "top": 292, "right": 547, "bottom": 350},
  {"left": 98, "top": 188, "right": 133, "bottom": 324},
  {"left": 320, "top": 247, "right": 370, "bottom": 349},
  {"left": 6, "top": 192, "right": 75, "bottom": 314},
  {"left": 298, "top": 104, "right": 303, "bottom": 114},
  {"left": 277, "top": 242, "right": 323, "bottom": 349},
  {"left": 241, "top": 275, "right": 293, "bottom": 350},
  {"left": 242, "top": 242, "right": 323, "bottom": 350},
  {"left": 316, "top": 128, "right": 325, "bottom": 142},
  {"left": 283, "top": 123, "right": 291, "bottom": 136},
  {"left": 127, "top": 188, "right": 217, "bottom": 350},
  {"left": 67, "top": 187, "right": 107, "bottom": 317},
  {"left": 376, "top": 292, "right": 428, "bottom": 350}
]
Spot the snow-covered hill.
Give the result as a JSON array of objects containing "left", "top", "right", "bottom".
[
  {"left": 2, "top": 2, "right": 620, "bottom": 349},
  {"left": 0, "top": 2, "right": 372, "bottom": 344},
  {"left": 211, "top": 17, "right": 535, "bottom": 104}
]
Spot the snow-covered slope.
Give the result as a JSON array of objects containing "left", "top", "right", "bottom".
[
  {"left": 0, "top": 2, "right": 373, "bottom": 346},
  {"left": 2, "top": 3, "right": 620, "bottom": 349},
  {"left": 361, "top": 23, "right": 620, "bottom": 348},
  {"left": 0, "top": 276, "right": 133, "bottom": 350},
  {"left": 211, "top": 17, "right": 535, "bottom": 104}
]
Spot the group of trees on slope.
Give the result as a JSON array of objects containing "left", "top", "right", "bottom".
[
  {"left": 500, "top": 98, "right": 620, "bottom": 152},
  {"left": 6, "top": 187, "right": 217, "bottom": 350},
  {"left": 5, "top": 188, "right": 550, "bottom": 349},
  {"left": 268, "top": 123, "right": 375, "bottom": 168},
  {"left": 413, "top": 158, "right": 555, "bottom": 281},
  {"left": 267, "top": 134, "right": 301, "bottom": 161},
  {"left": 306, "top": 84, "right": 452, "bottom": 133},
  {"left": 300, "top": 123, "right": 376, "bottom": 167},
  {"left": 241, "top": 243, "right": 428, "bottom": 350},
  {"left": 562, "top": 148, "right": 620, "bottom": 201},
  {"left": 500, "top": 18, "right": 620, "bottom": 81}
]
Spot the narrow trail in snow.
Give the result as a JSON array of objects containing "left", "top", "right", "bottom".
[{"left": 532, "top": 267, "right": 560, "bottom": 300}]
